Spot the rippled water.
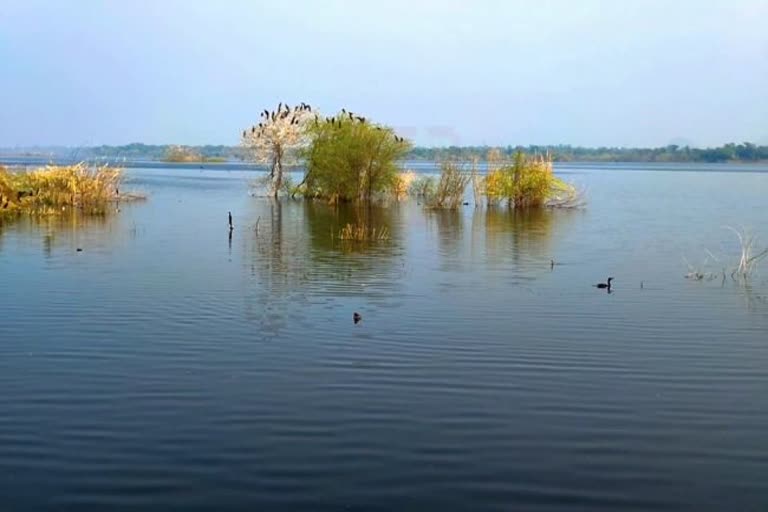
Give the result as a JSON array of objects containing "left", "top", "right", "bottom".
[{"left": 1, "top": 164, "right": 767, "bottom": 511}]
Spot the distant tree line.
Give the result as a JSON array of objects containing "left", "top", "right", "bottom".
[
  {"left": 407, "top": 143, "right": 768, "bottom": 163},
  {"left": 3, "top": 142, "right": 766, "bottom": 163}
]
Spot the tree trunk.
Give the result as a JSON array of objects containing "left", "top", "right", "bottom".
[{"left": 275, "top": 150, "right": 283, "bottom": 199}]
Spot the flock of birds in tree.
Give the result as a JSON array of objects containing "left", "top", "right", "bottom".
[
  {"left": 242, "top": 103, "right": 406, "bottom": 144},
  {"left": 242, "top": 102, "right": 314, "bottom": 139}
]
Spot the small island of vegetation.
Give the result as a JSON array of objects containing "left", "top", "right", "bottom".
[
  {"left": 239, "top": 102, "right": 582, "bottom": 216},
  {"left": 163, "top": 145, "right": 227, "bottom": 163},
  {"left": 0, "top": 163, "right": 133, "bottom": 218}
]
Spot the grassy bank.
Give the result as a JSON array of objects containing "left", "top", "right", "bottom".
[{"left": 0, "top": 163, "right": 125, "bottom": 216}]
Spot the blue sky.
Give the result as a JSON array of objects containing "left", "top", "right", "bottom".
[{"left": 1, "top": 0, "right": 766, "bottom": 147}]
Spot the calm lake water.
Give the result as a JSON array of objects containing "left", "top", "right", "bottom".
[{"left": 1, "top": 163, "right": 767, "bottom": 511}]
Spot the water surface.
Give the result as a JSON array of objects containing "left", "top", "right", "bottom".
[{"left": 1, "top": 163, "right": 767, "bottom": 511}]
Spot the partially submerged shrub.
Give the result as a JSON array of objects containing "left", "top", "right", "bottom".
[
  {"left": 392, "top": 171, "right": 416, "bottom": 200},
  {"left": 484, "top": 151, "right": 581, "bottom": 208},
  {"left": 425, "top": 161, "right": 470, "bottom": 209},
  {"left": 0, "top": 163, "right": 124, "bottom": 216},
  {"left": 410, "top": 175, "right": 435, "bottom": 198},
  {"left": 302, "top": 112, "right": 411, "bottom": 202}
]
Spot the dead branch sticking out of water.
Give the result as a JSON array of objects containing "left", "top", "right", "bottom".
[
  {"left": 684, "top": 227, "right": 767, "bottom": 283},
  {"left": 725, "top": 226, "right": 768, "bottom": 281}
]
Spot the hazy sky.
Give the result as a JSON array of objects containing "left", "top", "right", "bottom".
[{"left": 1, "top": 0, "right": 766, "bottom": 147}]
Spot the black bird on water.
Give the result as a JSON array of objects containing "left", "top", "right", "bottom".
[
  {"left": 595, "top": 277, "right": 614, "bottom": 289},
  {"left": 353, "top": 312, "right": 362, "bottom": 324}
]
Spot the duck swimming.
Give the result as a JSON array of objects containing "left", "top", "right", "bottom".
[{"left": 595, "top": 277, "right": 614, "bottom": 289}]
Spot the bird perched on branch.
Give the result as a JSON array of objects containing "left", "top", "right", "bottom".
[{"left": 595, "top": 277, "right": 614, "bottom": 289}]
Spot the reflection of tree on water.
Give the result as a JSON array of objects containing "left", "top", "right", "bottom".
[
  {"left": 424, "top": 206, "right": 576, "bottom": 284},
  {"left": 480, "top": 207, "right": 569, "bottom": 266},
  {"left": 243, "top": 200, "right": 405, "bottom": 337},
  {"left": 0, "top": 213, "right": 119, "bottom": 259},
  {"left": 428, "top": 209, "right": 463, "bottom": 259}
]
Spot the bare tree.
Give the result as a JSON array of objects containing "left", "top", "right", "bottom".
[{"left": 241, "top": 102, "right": 315, "bottom": 198}]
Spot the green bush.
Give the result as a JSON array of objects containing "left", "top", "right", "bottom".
[{"left": 302, "top": 114, "right": 411, "bottom": 202}]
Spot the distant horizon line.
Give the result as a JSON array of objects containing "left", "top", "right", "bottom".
[{"left": 1, "top": 141, "right": 766, "bottom": 151}]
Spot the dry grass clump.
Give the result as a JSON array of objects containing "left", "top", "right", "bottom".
[
  {"left": 337, "top": 222, "right": 390, "bottom": 241},
  {"left": 392, "top": 170, "right": 416, "bottom": 200},
  {"left": 0, "top": 163, "right": 124, "bottom": 216},
  {"left": 484, "top": 151, "right": 583, "bottom": 209}
]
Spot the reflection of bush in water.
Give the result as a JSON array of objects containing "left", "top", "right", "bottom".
[
  {"left": 0, "top": 212, "right": 120, "bottom": 258},
  {"left": 427, "top": 209, "right": 463, "bottom": 258},
  {"left": 304, "top": 201, "right": 401, "bottom": 255},
  {"left": 476, "top": 207, "right": 566, "bottom": 264},
  {"left": 244, "top": 200, "right": 406, "bottom": 336},
  {"left": 247, "top": 200, "right": 404, "bottom": 292}
]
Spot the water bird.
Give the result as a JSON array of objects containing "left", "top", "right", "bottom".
[
  {"left": 76, "top": 248, "right": 83, "bottom": 252},
  {"left": 228, "top": 211, "right": 233, "bottom": 230},
  {"left": 595, "top": 277, "right": 614, "bottom": 289},
  {"left": 353, "top": 312, "right": 362, "bottom": 324}
]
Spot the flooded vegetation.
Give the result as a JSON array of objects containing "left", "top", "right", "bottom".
[{"left": 0, "top": 163, "right": 124, "bottom": 216}]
